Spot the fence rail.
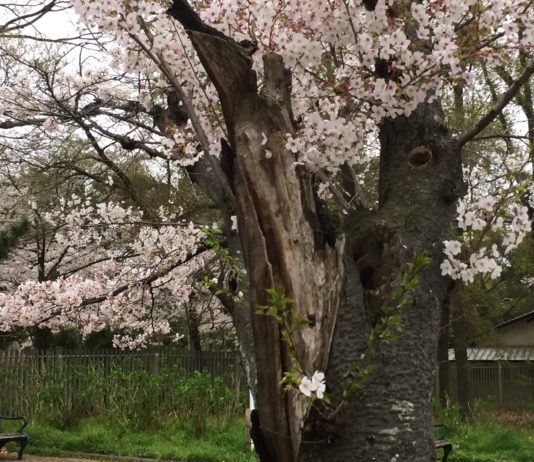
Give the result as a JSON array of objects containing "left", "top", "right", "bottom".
[{"left": 0, "top": 348, "right": 243, "bottom": 416}]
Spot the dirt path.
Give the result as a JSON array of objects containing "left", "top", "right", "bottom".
[
  {"left": 1, "top": 455, "right": 102, "bottom": 462},
  {"left": 0, "top": 453, "right": 185, "bottom": 462}
]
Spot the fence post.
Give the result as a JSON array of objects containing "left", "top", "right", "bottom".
[
  {"left": 497, "top": 362, "right": 503, "bottom": 408},
  {"left": 150, "top": 350, "right": 160, "bottom": 375}
]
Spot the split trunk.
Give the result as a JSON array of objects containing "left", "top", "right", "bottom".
[{"left": 169, "top": 10, "right": 463, "bottom": 460}]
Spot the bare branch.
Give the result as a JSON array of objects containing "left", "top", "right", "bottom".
[
  {"left": 473, "top": 134, "right": 534, "bottom": 141},
  {"left": 316, "top": 170, "right": 353, "bottom": 212},
  {"left": 456, "top": 56, "right": 534, "bottom": 147},
  {"left": 0, "top": 1, "right": 56, "bottom": 33},
  {"left": 0, "top": 118, "right": 44, "bottom": 129}
]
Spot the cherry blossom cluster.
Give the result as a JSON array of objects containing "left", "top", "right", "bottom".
[
  {"left": 0, "top": 33, "right": 232, "bottom": 348},
  {"left": 0, "top": 191, "right": 211, "bottom": 347},
  {"left": 440, "top": 196, "right": 532, "bottom": 283},
  {"left": 161, "top": 121, "right": 209, "bottom": 165},
  {"left": 0, "top": 51, "right": 129, "bottom": 122},
  {"left": 69, "top": 0, "right": 225, "bottom": 158},
  {"left": 285, "top": 100, "right": 366, "bottom": 172},
  {"left": 66, "top": 0, "right": 534, "bottom": 175},
  {"left": 1, "top": 0, "right": 531, "bottom": 349},
  {"left": 196, "top": 0, "right": 534, "bottom": 169}
]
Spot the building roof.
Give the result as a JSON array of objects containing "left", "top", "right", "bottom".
[
  {"left": 448, "top": 347, "right": 534, "bottom": 361},
  {"left": 496, "top": 310, "right": 534, "bottom": 329}
]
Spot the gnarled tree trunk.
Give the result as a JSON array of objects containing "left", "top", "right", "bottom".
[
  {"left": 298, "top": 102, "right": 462, "bottom": 461},
  {"left": 168, "top": 4, "right": 464, "bottom": 461}
]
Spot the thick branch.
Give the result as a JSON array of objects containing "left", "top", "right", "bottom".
[
  {"left": 167, "top": 1, "right": 257, "bottom": 142},
  {"left": 0, "top": 0, "right": 56, "bottom": 33},
  {"left": 456, "top": 57, "right": 534, "bottom": 147},
  {"left": 166, "top": 0, "right": 226, "bottom": 38},
  {"left": 0, "top": 118, "right": 44, "bottom": 129},
  {"left": 187, "top": 31, "right": 257, "bottom": 137},
  {"left": 90, "top": 123, "right": 163, "bottom": 158}
]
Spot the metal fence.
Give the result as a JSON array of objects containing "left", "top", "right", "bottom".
[
  {"left": 4, "top": 350, "right": 534, "bottom": 417},
  {"left": 446, "top": 362, "right": 534, "bottom": 408},
  {"left": 0, "top": 347, "right": 243, "bottom": 416}
]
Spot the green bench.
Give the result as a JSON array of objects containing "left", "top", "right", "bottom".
[
  {"left": 434, "top": 424, "right": 452, "bottom": 462},
  {"left": 0, "top": 413, "right": 28, "bottom": 460}
]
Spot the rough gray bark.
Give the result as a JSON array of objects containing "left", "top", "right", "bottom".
[
  {"left": 167, "top": 3, "right": 464, "bottom": 461},
  {"left": 298, "top": 102, "right": 463, "bottom": 461}
]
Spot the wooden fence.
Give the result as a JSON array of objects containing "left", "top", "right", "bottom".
[
  {"left": 0, "top": 348, "right": 243, "bottom": 416},
  {"left": 444, "top": 362, "right": 534, "bottom": 408}
]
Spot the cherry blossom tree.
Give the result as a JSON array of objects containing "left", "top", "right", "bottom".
[
  {"left": 1, "top": 0, "right": 534, "bottom": 460},
  {"left": 0, "top": 180, "right": 210, "bottom": 349},
  {"left": 0, "top": 8, "right": 258, "bottom": 383},
  {"left": 0, "top": 17, "right": 234, "bottom": 351}
]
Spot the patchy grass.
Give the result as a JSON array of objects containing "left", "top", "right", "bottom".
[
  {"left": 449, "top": 421, "right": 534, "bottom": 462},
  {"left": 436, "top": 403, "right": 534, "bottom": 462},
  {"left": 25, "top": 416, "right": 257, "bottom": 462}
]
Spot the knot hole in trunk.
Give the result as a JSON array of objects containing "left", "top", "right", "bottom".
[
  {"left": 352, "top": 233, "right": 397, "bottom": 292},
  {"left": 407, "top": 145, "right": 433, "bottom": 168}
]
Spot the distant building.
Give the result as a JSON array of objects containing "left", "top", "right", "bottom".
[
  {"left": 494, "top": 310, "right": 534, "bottom": 347},
  {"left": 444, "top": 312, "right": 534, "bottom": 407},
  {"left": 446, "top": 347, "right": 534, "bottom": 406},
  {"left": 448, "top": 346, "right": 534, "bottom": 362}
]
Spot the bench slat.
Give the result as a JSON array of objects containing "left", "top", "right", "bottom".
[{"left": 0, "top": 432, "right": 27, "bottom": 440}]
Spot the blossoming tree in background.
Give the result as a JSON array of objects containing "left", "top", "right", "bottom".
[
  {"left": 0, "top": 0, "right": 534, "bottom": 460},
  {"left": 0, "top": 7, "right": 235, "bottom": 351}
]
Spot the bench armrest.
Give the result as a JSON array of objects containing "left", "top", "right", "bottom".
[
  {"left": 0, "top": 415, "right": 28, "bottom": 433},
  {"left": 433, "top": 424, "right": 450, "bottom": 440}
]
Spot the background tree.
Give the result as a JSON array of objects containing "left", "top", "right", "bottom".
[{"left": 0, "top": 219, "right": 29, "bottom": 262}]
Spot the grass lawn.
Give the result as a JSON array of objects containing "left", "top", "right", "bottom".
[
  {"left": 441, "top": 407, "right": 534, "bottom": 462},
  {"left": 6, "top": 407, "right": 534, "bottom": 462},
  {"left": 22, "top": 416, "right": 257, "bottom": 462}
]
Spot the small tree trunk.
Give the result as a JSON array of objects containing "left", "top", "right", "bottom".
[
  {"left": 438, "top": 287, "right": 452, "bottom": 407},
  {"left": 451, "top": 283, "right": 471, "bottom": 419},
  {"left": 185, "top": 303, "right": 202, "bottom": 354}
]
